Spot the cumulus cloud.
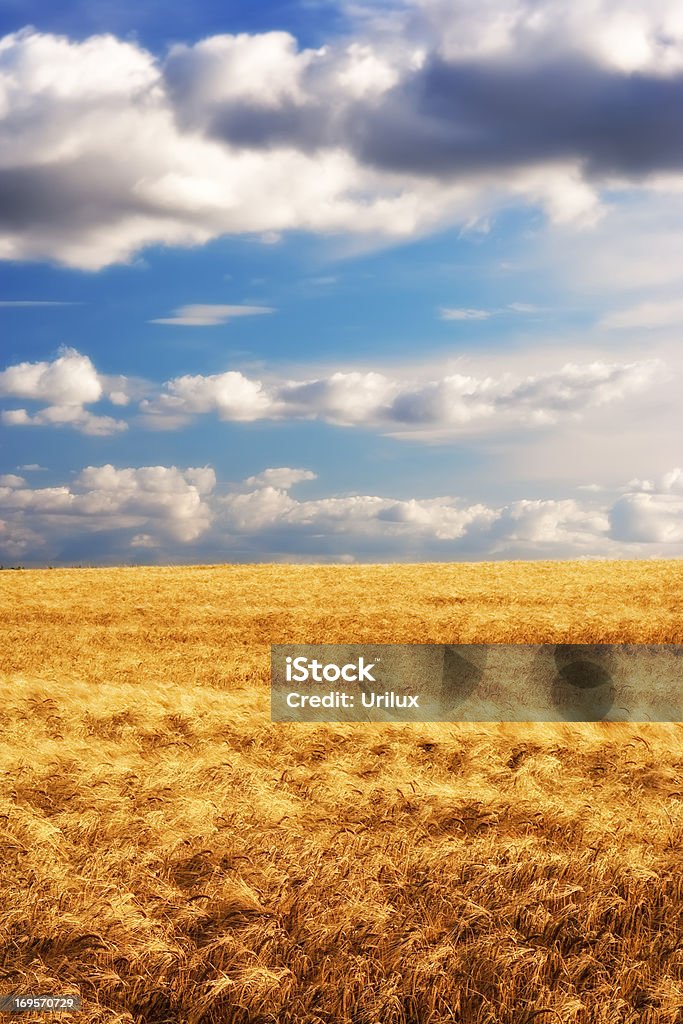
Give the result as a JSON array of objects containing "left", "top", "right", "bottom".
[
  {"left": 4, "top": 461, "right": 682, "bottom": 564},
  {"left": 0, "top": 518, "right": 44, "bottom": 560},
  {"left": 609, "top": 493, "right": 683, "bottom": 543},
  {"left": 141, "top": 369, "right": 271, "bottom": 427},
  {"left": 73, "top": 464, "right": 215, "bottom": 539},
  {"left": 141, "top": 357, "right": 660, "bottom": 439},
  {"left": 215, "top": 472, "right": 614, "bottom": 555},
  {"left": 0, "top": 347, "right": 102, "bottom": 405},
  {"left": 392, "top": 0, "right": 683, "bottom": 73},
  {"left": 609, "top": 468, "right": 683, "bottom": 542},
  {"left": 167, "top": 4, "right": 683, "bottom": 183},
  {"left": 662, "top": 468, "right": 683, "bottom": 493},
  {"left": 0, "top": 347, "right": 128, "bottom": 435},
  {"left": 150, "top": 303, "right": 274, "bottom": 326},
  {"left": 0, "top": 347, "right": 666, "bottom": 447},
  {"left": 163, "top": 460, "right": 683, "bottom": 558},
  {"left": 3, "top": 5, "right": 683, "bottom": 266},
  {"left": 621, "top": 469, "right": 683, "bottom": 495},
  {"left": 2, "top": 405, "right": 127, "bottom": 436},
  {"left": 0, "top": 464, "right": 215, "bottom": 561}
]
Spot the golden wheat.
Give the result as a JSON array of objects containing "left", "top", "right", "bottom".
[{"left": 0, "top": 562, "right": 681, "bottom": 1023}]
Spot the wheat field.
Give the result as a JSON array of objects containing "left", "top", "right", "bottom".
[{"left": 0, "top": 561, "right": 681, "bottom": 1023}]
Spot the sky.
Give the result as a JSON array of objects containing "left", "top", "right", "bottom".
[{"left": 1, "top": 0, "right": 682, "bottom": 565}]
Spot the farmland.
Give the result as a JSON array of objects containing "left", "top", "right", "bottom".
[{"left": 0, "top": 561, "right": 681, "bottom": 1023}]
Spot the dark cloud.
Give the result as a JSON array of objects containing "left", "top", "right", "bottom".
[
  {"left": 355, "top": 56, "right": 683, "bottom": 179},
  {"left": 0, "top": 160, "right": 154, "bottom": 231},
  {"left": 189, "top": 53, "right": 683, "bottom": 181},
  {"left": 207, "top": 101, "right": 333, "bottom": 152}
]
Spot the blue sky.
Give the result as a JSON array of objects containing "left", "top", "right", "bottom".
[
  {"left": 0, "top": 0, "right": 347, "bottom": 49},
  {"left": 1, "top": 0, "right": 682, "bottom": 564}
]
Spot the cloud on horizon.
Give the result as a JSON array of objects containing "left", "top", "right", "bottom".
[
  {"left": 0, "top": 464, "right": 215, "bottom": 560},
  {"left": 1, "top": 461, "right": 682, "bottom": 564}
]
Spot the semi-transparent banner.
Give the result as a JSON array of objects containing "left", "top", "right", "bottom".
[{"left": 271, "top": 644, "right": 683, "bottom": 722}]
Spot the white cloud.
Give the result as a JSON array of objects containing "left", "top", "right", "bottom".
[
  {"left": 0, "top": 347, "right": 102, "bottom": 405},
  {"left": 150, "top": 303, "right": 274, "bottom": 326},
  {"left": 0, "top": 28, "right": 465, "bottom": 269},
  {"left": 0, "top": 345, "right": 668, "bottom": 471},
  {"left": 0, "top": 347, "right": 128, "bottom": 435},
  {"left": 223, "top": 485, "right": 496, "bottom": 541},
  {"left": 439, "top": 303, "right": 540, "bottom": 321},
  {"left": 609, "top": 468, "right": 683, "bottom": 542},
  {"left": 1, "top": 405, "right": 127, "bottom": 436},
  {"left": 275, "top": 370, "right": 397, "bottom": 425},
  {"left": 165, "top": 31, "right": 315, "bottom": 113},
  {"left": 662, "top": 467, "right": 683, "bottom": 493},
  {"left": 491, "top": 499, "right": 609, "bottom": 547},
  {"left": 184, "top": 466, "right": 217, "bottom": 495},
  {"left": 439, "top": 307, "right": 491, "bottom": 321},
  {"left": 0, "top": 464, "right": 215, "bottom": 555},
  {"left": 188, "top": 461, "right": 683, "bottom": 557},
  {"left": 224, "top": 485, "right": 298, "bottom": 531},
  {"left": 141, "top": 356, "right": 661, "bottom": 439},
  {"left": 3, "top": 9, "right": 683, "bottom": 267},
  {"left": 217, "top": 482, "right": 611, "bottom": 554},
  {"left": 376, "top": 0, "right": 683, "bottom": 73},
  {"left": 73, "top": 465, "right": 215, "bottom": 539},
  {"left": 2, "top": 461, "right": 683, "bottom": 563},
  {"left": 141, "top": 369, "right": 271, "bottom": 425},
  {"left": 243, "top": 467, "right": 317, "bottom": 488},
  {"left": 609, "top": 493, "right": 683, "bottom": 543}
]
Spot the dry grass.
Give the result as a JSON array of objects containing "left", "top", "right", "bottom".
[{"left": 0, "top": 561, "right": 682, "bottom": 1024}]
